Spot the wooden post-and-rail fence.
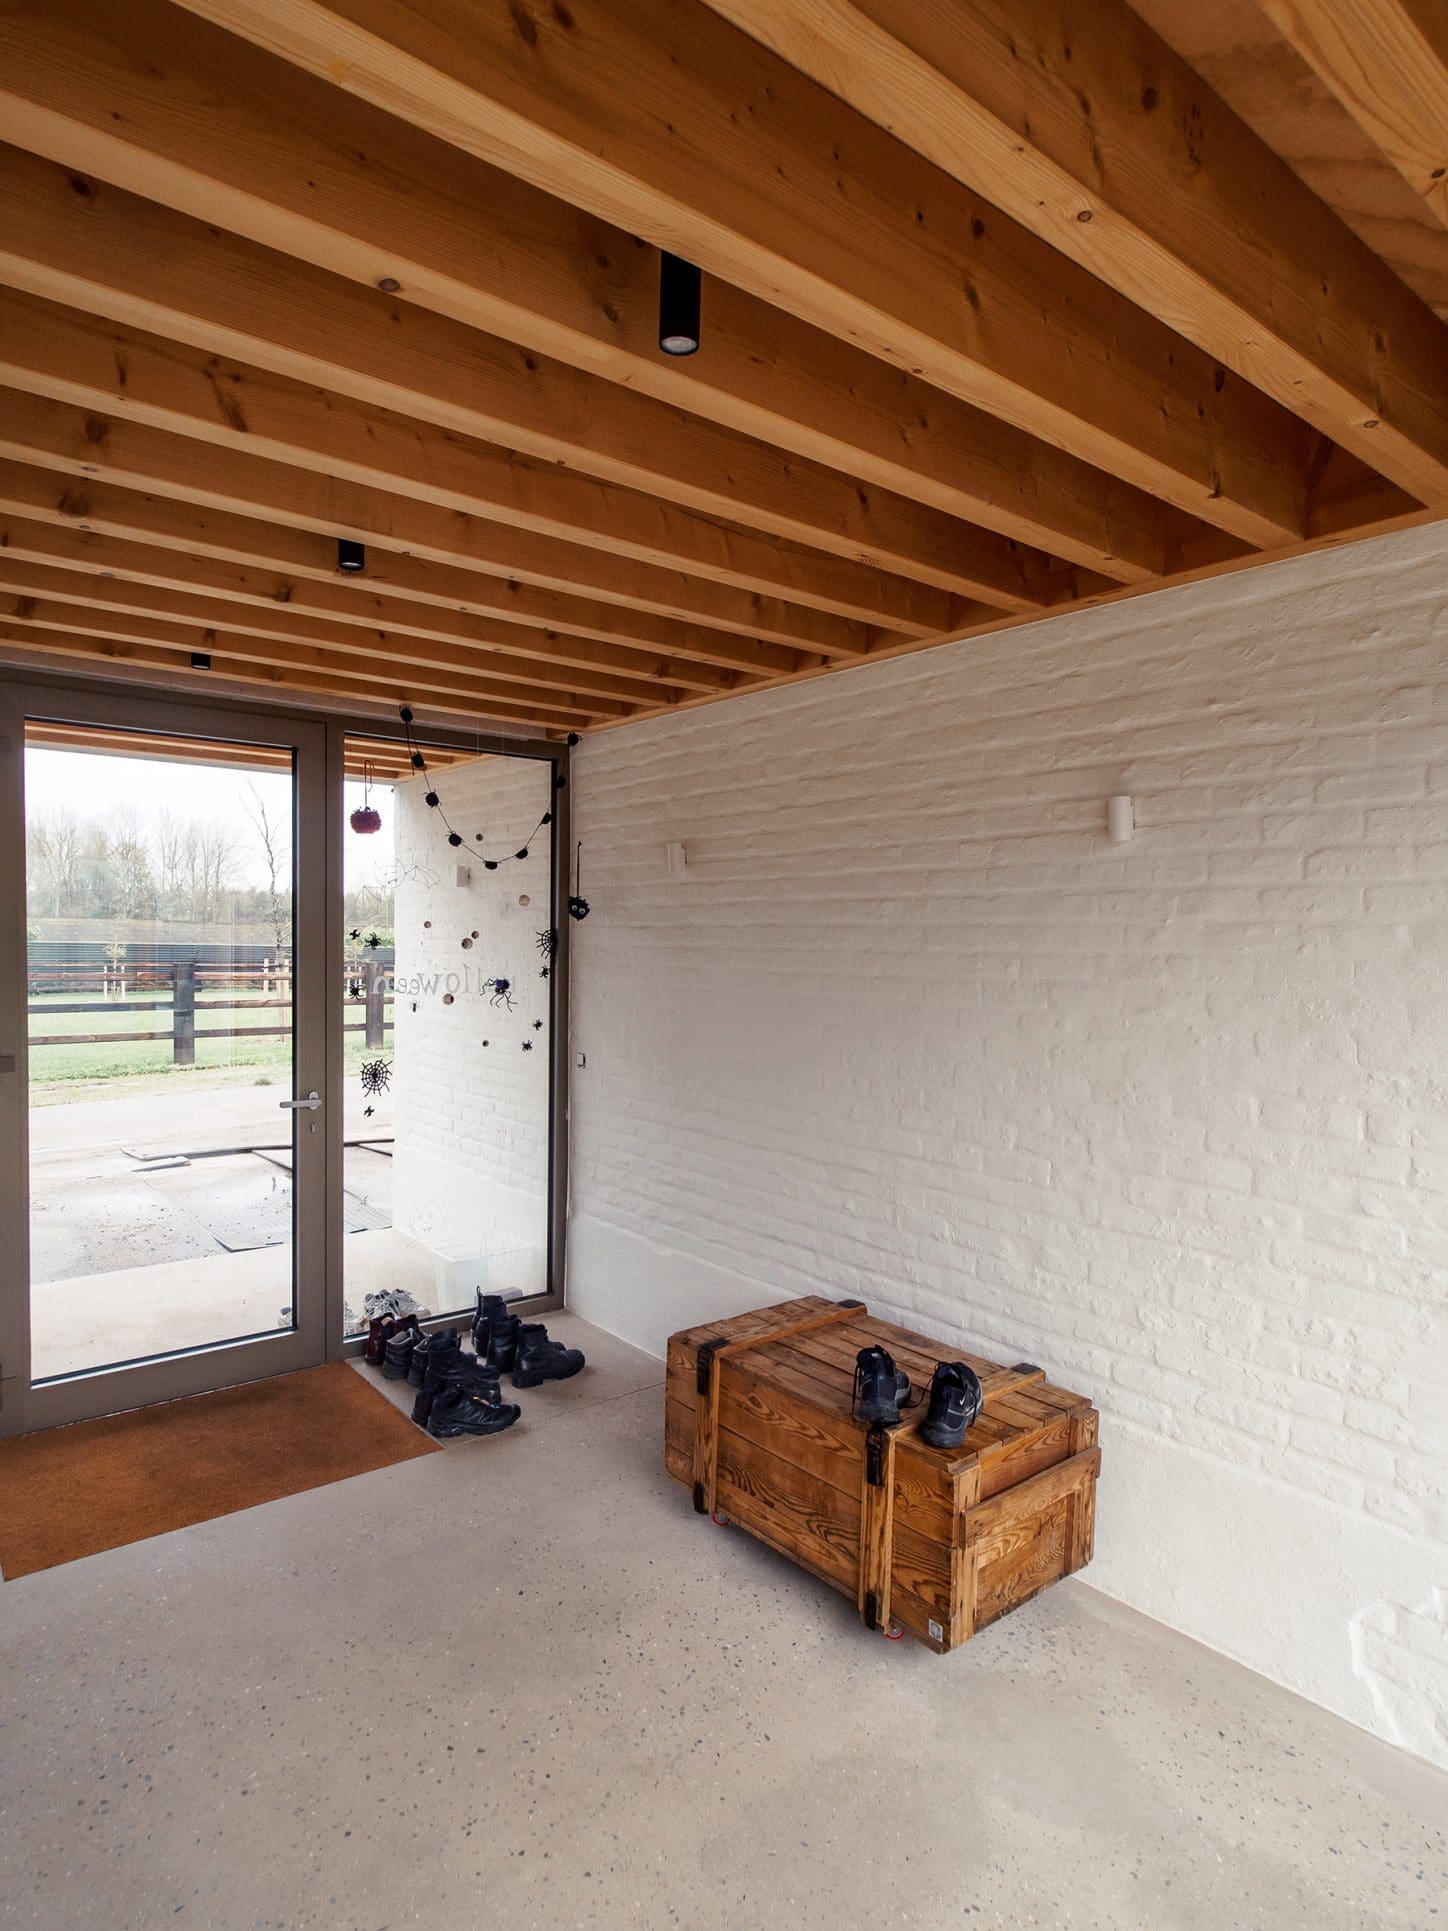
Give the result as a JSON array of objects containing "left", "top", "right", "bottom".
[{"left": 27, "top": 960, "right": 393, "bottom": 1062}]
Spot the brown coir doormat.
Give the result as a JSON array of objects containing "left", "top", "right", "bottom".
[{"left": 0, "top": 1362, "right": 438, "bottom": 1579}]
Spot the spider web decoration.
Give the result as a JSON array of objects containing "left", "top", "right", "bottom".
[
  {"left": 398, "top": 706, "right": 555, "bottom": 868},
  {"left": 536, "top": 927, "right": 558, "bottom": 959},
  {"left": 359, "top": 1059, "right": 392, "bottom": 1098}
]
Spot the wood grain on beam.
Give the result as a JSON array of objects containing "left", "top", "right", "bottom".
[
  {"left": 0, "top": 519, "right": 710, "bottom": 707},
  {"left": 0, "top": 388, "right": 872, "bottom": 674},
  {"left": 1255, "top": 0, "right": 1448, "bottom": 227},
  {"left": 1, "top": 0, "right": 1302, "bottom": 550},
  {"left": 0, "top": 147, "right": 1047, "bottom": 612},
  {"left": 0, "top": 588, "right": 632, "bottom": 722},
  {"left": 0, "top": 624, "right": 598, "bottom": 732},
  {"left": 0, "top": 457, "right": 742, "bottom": 694},
  {"left": 0, "top": 289, "right": 947, "bottom": 638},
  {"left": 707, "top": 0, "right": 1448, "bottom": 505}
]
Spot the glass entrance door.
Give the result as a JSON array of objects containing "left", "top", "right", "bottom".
[{"left": 0, "top": 685, "right": 328, "bottom": 1436}]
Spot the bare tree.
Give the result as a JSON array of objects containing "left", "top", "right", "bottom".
[{"left": 241, "top": 780, "right": 292, "bottom": 952}]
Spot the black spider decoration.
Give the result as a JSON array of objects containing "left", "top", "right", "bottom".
[
  {"left": 349, "top": 927, "right": 361, "bottom": 941},
  {"left": 364, "top": 931, "right": 383, "bottom": 949},
  {"left": 359, "top": 1058, "right": 392, "bottom": 1098},
  {"left": 533, "top": 1019, "right": 544, "bottom": 1030},
  {"left": 536, "top": 927, "right": 558, "bottom": 960},
  {"left": 364, "top": 1105, "right": 375, "bottom": 1118},
  {"left": 486, "top": 977, "right": 515, "bottom": 1010},
  {"left": 521, "top": 1039, "right": 533, "bottom": 1051},
  {"left": 540, "top": 965, "right": 550, "bottom": 979},
  {"left": 568, "top": 896, "right": 591, "bottom": 921},
  {"left": 347, "top": 979, "right": 362, "bottom": 1000}
]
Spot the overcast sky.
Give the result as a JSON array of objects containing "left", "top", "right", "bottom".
[{"left": 24, "top": 746, "right": 396, "bottom": 893}]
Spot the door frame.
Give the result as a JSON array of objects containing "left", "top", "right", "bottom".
[{"left": 0, "top": 672, "right": 570, "bottom": 1435}]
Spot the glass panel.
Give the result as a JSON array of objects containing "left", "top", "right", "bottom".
[
  {"left": 24, "top": 722, "right": 298, "bottom": 1380},
  {"left": 341, "top": 738, "right": 552, "bottom": 1338}
]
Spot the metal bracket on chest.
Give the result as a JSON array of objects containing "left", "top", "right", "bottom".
[
  {"left": 865, "top": 1421, "right": 888, "bottom": 1488},
  {"left": 695, "top": 1338, "right": 724, "bottom": 1396}
]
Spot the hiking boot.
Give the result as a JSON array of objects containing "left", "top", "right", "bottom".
[
  {"left": 919, "top": 1362, "right": 984, "bottom": 1450},
  {"left": 509, "top": 1323, "right": 586, "bottom": 1387},
  {"left": 851, "top": 1345, "right": 903, "bottom": 1427},
  {"left": 470, "top": 1292, "right": 510, "bottom": 1352},
  {"left": 381, "top": 1325, "right": 418, "bottom": 1381},
  {"left": 411, "top": 1356, "right": 501, "bottom": 1428},
  {"left": 426, "top": 1380, "right": 522, "bottom": 1439},
  {"left": 484, "top": 1312, "right": 522, "bottom": 1373},
  {"left": 408, "top": 1326, "right": 462, "bottom": 1389}
]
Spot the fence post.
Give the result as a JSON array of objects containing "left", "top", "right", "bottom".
[
  {"left": 364, "top": 960, "right": 385, "bottom": 1050},
  {"left": 173, "top": 961, "right": 196, "bottom": 1066}
]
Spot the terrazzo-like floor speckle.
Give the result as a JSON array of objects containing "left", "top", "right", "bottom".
[{"left": 0, "top": 1313, "right": 1443, "bottom": 1931}]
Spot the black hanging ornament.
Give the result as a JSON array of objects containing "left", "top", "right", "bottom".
[
  {"left": 568, "top": 841, "right": 590, "bottom": 921},
  {"left": 568, "top": 897, "right": 591, "bottom": 921},
  {"left": 397, "top": 706, "right": 553, "bottom": 868}
]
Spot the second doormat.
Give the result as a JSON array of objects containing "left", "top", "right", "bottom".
[{"left": 0, "top": 1361, "right": 437, "bottom": 1579}]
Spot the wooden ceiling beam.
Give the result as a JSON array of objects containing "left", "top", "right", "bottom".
[
  {"left": 0, "top": 593, "right": 630, "bottom": 723},
  {"left": 0, "top": 625, "right": 597, "bottom": 733},
  {"left": 0, "top": 554, "right": 670, "bottom": 712},
  {"left": 151, "top": 0, "right": 1313, "bottom": 549},
  {"left": 0, "top": 289, "right": 945, "bottom": 639},
  {"left": 0, "top": 0, "right": 1176, "bottom": 585},
  {"left": 0, "top": 501, "right": 736, "bottom": 699},
  {"left": 1254, "top": 0, "right": 1448, "bottom": 228},
  {"left": 0, "top": 147, "right": 1048, "bottom": 614},
  {"left": 0, "top": 390, "right": 866, "bottom": 672},
  {"left": 707, "top": 0, "right": 1448, "bottom": 509}
]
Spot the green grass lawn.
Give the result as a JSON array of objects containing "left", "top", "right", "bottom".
[{"left": 27, "top": 989, "right": 389, "bottom": 1104}]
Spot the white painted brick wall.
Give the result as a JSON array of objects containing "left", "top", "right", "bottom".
[
  {"left": 391, "top": 754, "right": 554, "bottom": 1301},
  {"left": 566, "top": 521, "right": 1448, "bottom": 1767}
]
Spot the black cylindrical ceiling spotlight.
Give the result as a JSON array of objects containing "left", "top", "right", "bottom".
[
  {"left": 658, "top": 252, "right": 701, "bottom": 356},
  {"left": 337, "top": 538, "right": 367, "bottom": 573}
]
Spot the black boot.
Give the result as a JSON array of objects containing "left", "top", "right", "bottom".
[
  {"left": 408, "top": 1326, "right": 462, "bottom": 1389},
  {"left": 851, "top": 1345, "right": 903, "bottom": 1426},
  {"left": 484, "top": 1313, "right": 522, "bottom": 1373},
  {"left": 509, "top": 1323, "right": 585, "bottom": 1387},
  {"left": 919, "top": 1362, "right": 984, "bottom": 1450},
  {"left": 471, "top": 1293, "right": 509, "bottom": 1352},
  {"left": 427, "top": 1380, "right": 522, "bottom": 1439}
]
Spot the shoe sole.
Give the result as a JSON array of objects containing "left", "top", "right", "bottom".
[
  {"left": 426, "top": 1412, "right": 521, "bottom": 1438},
  {"left": 381, "top": 1362, "right": 413, "bottom": 1381},
  {"left": 510, "top": 1364, "right": 584, "bottom": 1387}
]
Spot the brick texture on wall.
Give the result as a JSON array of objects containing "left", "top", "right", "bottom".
[{"left": 566, "top": 521, "right": 1448, "bottom": 1767}]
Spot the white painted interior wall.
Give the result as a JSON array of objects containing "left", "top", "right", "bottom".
[
  {"left": 391, "top": 754, "right": 554, "bottom": 1305},
  {"left": 565, "top": 522, "right": 1448, "bottom": 1769}
]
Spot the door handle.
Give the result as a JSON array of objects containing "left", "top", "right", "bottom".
[{"left": 279, "top": 1090, "right": 321, "bottom": 1111}]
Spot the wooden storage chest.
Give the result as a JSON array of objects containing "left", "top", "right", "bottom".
[{"left": 665, "top": 1296, "right": 1100, "bottom": 1649}]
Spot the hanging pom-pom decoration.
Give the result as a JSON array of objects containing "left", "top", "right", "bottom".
[
  {"left": 568, "top": 896, "right": 591, "bottom": 921},
  {"left": 568, "top": 840, "right": 590, "bottom": 920},
  {"left": 350, "top": 761, "right": 382, "bottom": 835}
]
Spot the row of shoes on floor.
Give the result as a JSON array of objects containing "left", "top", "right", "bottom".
[{"left": 363, "top": 1293, "right": 585, "bottom": 1439}]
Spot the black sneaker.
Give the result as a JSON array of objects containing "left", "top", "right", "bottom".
[
  {"left": 427, "top": 1381, "right": 522, "bottom": 1438},
  {"left": 408, "top": 1326, "right": 462, "bottom": 1389},
  {"left": 484, "top": 1312, "right": 522, "bottom": 1373},
  {"left": 918, "top": 1362, "right": 984, "bottom": 1450},
  {"left": 411, "top": 1356, "right": 502, "bottom": 1428},
  {"left": 851, "top": 1345, "right": 903, "bottom": 1427},
  {"left": 509, "top": 1322, "right": 585, "bottom": 1387},
  {"left": 381, "top": 1326, "right": 417, "bottom": 1381}
]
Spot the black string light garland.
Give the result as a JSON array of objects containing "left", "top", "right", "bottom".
[{"left": 397, "top": 706, "right": 553, "bottom": 869}]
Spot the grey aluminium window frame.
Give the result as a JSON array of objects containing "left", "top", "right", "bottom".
[{"left": 0, "top": 670, "right": 569, "bottom": 1437}]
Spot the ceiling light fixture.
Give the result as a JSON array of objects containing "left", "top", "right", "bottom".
[
  {"left": 337, "top": 538, "right": 367, "bottom": 573},
  {"left": 658, "top": 252, "right": 701, "bottom": 356}
]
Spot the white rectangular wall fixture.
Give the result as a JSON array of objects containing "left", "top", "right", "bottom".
[{"left": 666, "top": 840, "right": 688, "bottom": 877}]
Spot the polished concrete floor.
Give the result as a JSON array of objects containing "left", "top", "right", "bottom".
[{"left": 0, "top": 1314, "right": 1443, "bottom": 1931}]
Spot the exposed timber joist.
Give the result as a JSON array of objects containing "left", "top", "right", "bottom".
[
  {"left": 706, "top": 0, "right": 1448, "bottom": 508},
  {"left": 1254, "top": 0, "right": 1448, "bottom": 227},
  {"left": 0, "top": 0, "right": 1299, "bottom": 556}
]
